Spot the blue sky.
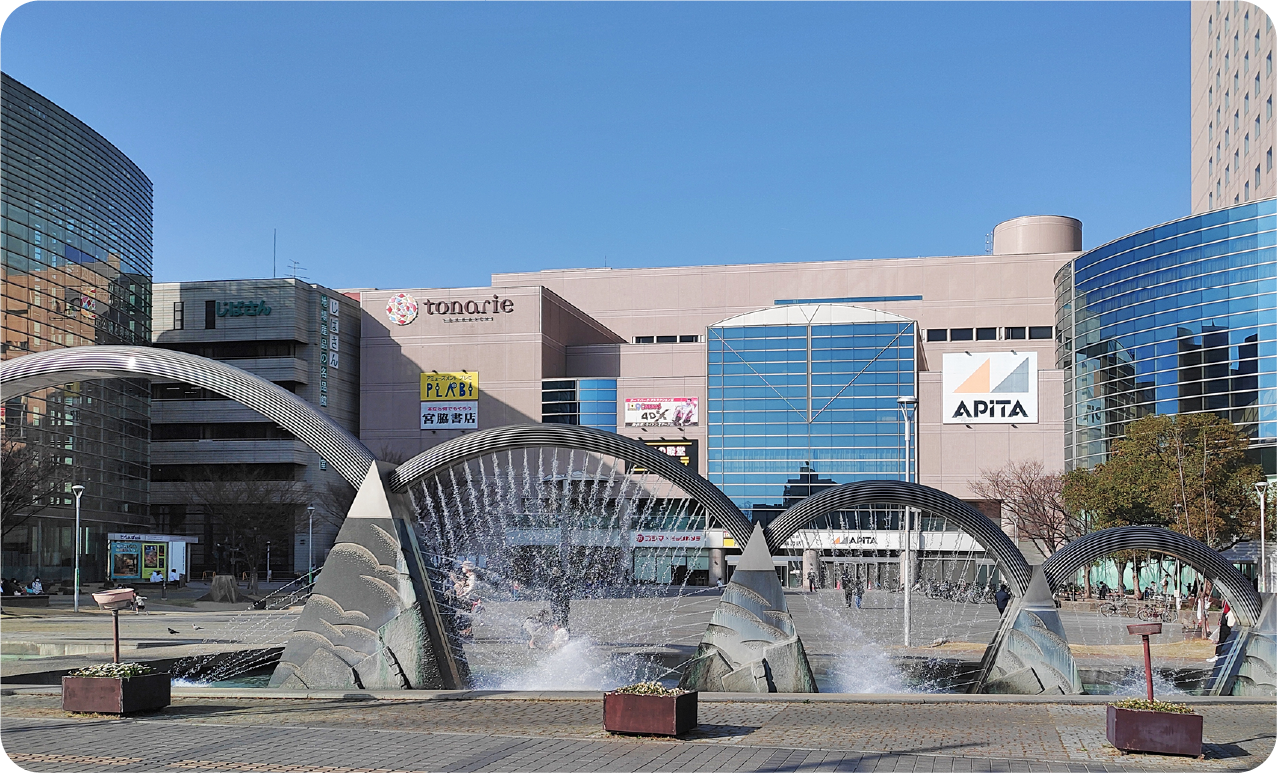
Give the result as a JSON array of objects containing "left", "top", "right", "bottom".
[{"left": 2, "top": 2, "right": 1186, "bottom": 290}]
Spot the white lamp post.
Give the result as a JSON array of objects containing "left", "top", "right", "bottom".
[
  {"left": 897, "top": 395, "right": 918, "bottom": 647},
  {"left": 1256, "top": 481, "right": 1269, "bottom": 593},
  {"left": 307, "top": 505, "right": 316, "bottom": 582},
  {"left": 71, "top": 484, "right": 85, "bottom": 613}
]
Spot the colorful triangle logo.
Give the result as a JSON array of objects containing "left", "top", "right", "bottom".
[{"left": 954, "top": 359, "right": 990, "bottom": 393}]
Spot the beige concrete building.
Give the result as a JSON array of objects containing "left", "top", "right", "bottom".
[
  {"left": 1192, "top": 0, "right": 1277, "bottom": 212},
  {"left": 356, "top": 216, "right": 1080, "bottom": 568},
  {"left": 151, "top": 279, "right": 360, "bottom": 576}
]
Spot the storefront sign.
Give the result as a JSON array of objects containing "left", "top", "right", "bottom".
[
  {"left": 624, "top": 397, "right": 698, "bottom": 427},
  {"left": 215, "top": 300, "right": 271, "bottom": 317},
  {"left": 423, "top": 295, "right": 514, "bottom": 317},
  {"left": 110, "top": 541, "right": 141, "bottom": 579},
  {"left": 386, "top": 293, "right": 419, "bottom": 326},
  {"left": 421, "top": 402, "right": 478, "bottom": 429},
  {"left": 421, "top": 372, "right": 479, "bottom": 401},
  {"left": 630, "top": 439, "right": 698, "bottom": 474},
  {"left": 630, "top": 531, "right": 704, "bottom": 547},
  {"left": 942, "top": 352, "right": 1038, "bottom": 424}
]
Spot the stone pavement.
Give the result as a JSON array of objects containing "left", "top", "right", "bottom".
[{"left": 1, "top": 692, "right": 1273, "bottom": 772}]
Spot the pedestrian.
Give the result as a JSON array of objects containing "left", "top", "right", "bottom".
[
  {"left": 807, "top": 571, "right": 817, "bottom": 593},
  {"left": 511, "top": 580, "right": 520, "bottom": 601},
  {"left": 844, "top": 579, "right": 854, "bottom": 608},
  {"left": 853, "top": 579, "right": 864, "bottom": 610},
  {"left": 994, "top": 584, "right": 1011, "bottom": 614},
  {"left": 524, "top": 609, "right": 550, "bottom": 649}
]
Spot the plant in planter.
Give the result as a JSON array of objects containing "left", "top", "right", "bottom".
[
  {"left": 62, "top": 662, "right": 171, "bottom": 715},
  {"left": 1106, "top": 698, "right": 1203, "bottom": 757},
  {"left": 603, "top": 682, "right": 698, "bottom": 736}
]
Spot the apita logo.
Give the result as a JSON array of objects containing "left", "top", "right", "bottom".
[{"left": 942, "top": 352, "right": 1038, "bottom": 425}]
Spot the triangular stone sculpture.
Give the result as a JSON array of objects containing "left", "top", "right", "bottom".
[
  {"left": 680, "top": 523, "right": 818, "bottom": 693},
  {"left": 976, "top": 565, "right": 1079, "bottom": 695},
  {"left": 269, "top": 461, "right": 468, "bottom": 690}
]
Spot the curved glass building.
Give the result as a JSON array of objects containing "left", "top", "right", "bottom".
[
  {"left": 1057, "top": 199, "right": 1276, "bottom": 472},
  {"left": 1, "top": 73, "right": 153, "bottom": 582}
]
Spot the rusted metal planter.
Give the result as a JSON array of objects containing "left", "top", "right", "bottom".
[
  {"left": 62, "top": 673, "right": 170, "bottom": 714},
  {"left": 1106, "top": 706, "right": 1203, "bottom": 757},
  {"left": 603, "top": 691, "right": 697, "bottom": 736}
]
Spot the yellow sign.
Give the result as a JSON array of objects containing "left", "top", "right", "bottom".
[{"left": 420, "top": 372, "right": 479, "bottom": 401}]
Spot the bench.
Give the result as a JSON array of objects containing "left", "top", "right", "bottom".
[{"left": 0, "top": 594, "right": 50, "bottom": 608}]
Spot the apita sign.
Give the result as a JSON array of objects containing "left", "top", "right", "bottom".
[{"left": 942, "top": 352, "right": 1037, "bottom": 424}]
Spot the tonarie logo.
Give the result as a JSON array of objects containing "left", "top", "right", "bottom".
[{"left": 942, "top": 352, "right": 1038, "bottom": 424}]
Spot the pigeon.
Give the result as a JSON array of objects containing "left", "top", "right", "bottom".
[
  {"left": 167, "top": 628, "right": 179, "bottom": 635},
  {"left": 192, "top": 624, "right": 204, "bottom": 630}
]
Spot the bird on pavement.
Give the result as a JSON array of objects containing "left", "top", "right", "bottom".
[
  {"left": 192, "top": 624, "right": 204, "bottom": 630},
  {"left": 167, "top": 628, "right": 179, "bottom": 635}
]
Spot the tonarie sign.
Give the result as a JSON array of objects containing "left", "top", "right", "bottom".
[{"left": 421, "top": 295, "right": 515, "bottom": 316}]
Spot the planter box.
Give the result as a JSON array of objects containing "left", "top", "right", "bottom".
[
  {"left": 604, "top": 691, "right": 697, "bottom": 736},
  {"left": 62, "top": 673, "right": 170, "bottom": 714},
  {"left": 1106, "top": 706, "right": 1203, "bottom": 757}
]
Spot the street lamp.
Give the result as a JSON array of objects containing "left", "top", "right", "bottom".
[
  {"left": 897, "top": 395, "right": 918, "bottom": 648},
  {"left": 1256, "top": 481, "right": 1269, "bottom": 593},
  {"left": 71, "top": 484, "right": 85, "bottom": 613},
  {"left": 307, "top": 505, "right": 316, "bottom": 583},
  {"left": 265, "top": 541, "right": 272, "bottom": 585}
]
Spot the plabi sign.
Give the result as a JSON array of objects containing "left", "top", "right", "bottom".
[{"left": 942, "top": 352, "right": 1037, "bottom": 424}]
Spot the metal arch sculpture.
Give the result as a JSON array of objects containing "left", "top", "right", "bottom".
[
  {"left": 389, "top": 423, "right": 755, "bottom": 543},
  {"left": 763, "top": 480, "right": 1034, "bottom": 595},
  {"left": 0, "top": 346, "right": 376, "bottom": 488},
  {"left": 1042, "top": 526, "right": 1264, "bottom": 628}
]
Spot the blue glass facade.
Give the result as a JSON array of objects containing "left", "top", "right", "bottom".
[
  {"left": 1057, "top": 199, "right": 1277, "bottom": 472},
  {"left": 706, "top": 307, "right": 916, "bottom": 522},
  {"left": 541, "top": 378, "right": 617, "bottom": 430}
]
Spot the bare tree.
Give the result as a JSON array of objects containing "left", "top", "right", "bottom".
[
  {"left": 180, "top": 466, "right": 309, "bottom": 594},
  {"left": 970, "top": 460, "right": 1083, "bottom": 558},
  {"left": 1, "top": 438, "right": 71, "bottom": 537}
]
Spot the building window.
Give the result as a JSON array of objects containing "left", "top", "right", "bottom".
[
  {"left": 1210, "top": 122, "right": 1215, "bottom": 142},
  {"left": 1235, "top": 110, "right": 1240, "bottom": 130},
  {"left": 1210, "top": 157, "right": 1215, "bottom": 176},
  {"left": 1226, "top": 128, "right": 1231, "bottom": 148},
  {"left": 1267, "top": 147, "right": 1272, "bottom": 170},
  {"left": 1268, "top": 52, "right": 1272, "bottom": 75},
  {"left": 655, "top": 335, "right": 678, "bottom": 343},
  {"left": 1268, "top": 96, "right": 1272, "bottom": 119},
  {"left": 1210, "top": 87, "right": 1215, "bottom": 106},
  {"left": 173, "top": 302, "right": 184, "bottom": 330},
  {"left": 1246, "top": 180, "right": 1251, "bottom": 200},
  {"left": 1246, "top": 94, "right": 1251, "bottom": 115},
  {"left": 1257, "top": 115, "right": 1262, "bottom": 137},
  {"left": 1210, "top": 192, "right": 1215, "bottom": 208},
  {"left": 926, "top": 329, "right": 948, "bottom": 342},
  {"left": 541, "top": 379, "right": 616, "bottom": 430},
  {"left": 1005, "top": 326, "right": 1027, "bottom": 340},
  {"left": 1235, "top": 149, "right": 1241, "bottom": 170},
  {"left": 1256, "top": 73, "right": 1262, "bottom": 95},
  {"left": 679, "top": 334, "right": 700, "bottom": 343},
  {"left": 1257, "top": 164, "right": 1262, "bottom": 187},
  {"left": 1246, "top": 132, "right": 1251, "bottom": 153},
  {"left": 975, "top": 327, "right": 997, "bottom": 341},
  {"left": 204, "top": 300, "right": 216, "bottom": 330},
  {"left": 1227, "top": 164, "right": 1232, "bottom": 184},
  {"left": 949, "top": 328, "right": 974, "bottom": 341},
  {"left": 634, "top": 336, "right": 654, "bottom": 344},
  {"left": 1028, "top": 326, "right": 1053, "bottom": 340}
]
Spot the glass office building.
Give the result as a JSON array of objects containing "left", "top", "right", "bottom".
[
  {"left": 1057, "top": 199, "right": 1277, "bottom": 472},
  {"left": 541, "top": 378, "right": 618, "bottom": 430},
  {"left": 1, "top": 73, "right": 154, "bottom": 584},
  {"left": 706, "top": 306, "right": 917, "bottom": 523}
]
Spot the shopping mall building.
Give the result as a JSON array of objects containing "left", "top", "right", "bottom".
[{"left": 354, "top": 215, "right": 1078, "bottom": 585}]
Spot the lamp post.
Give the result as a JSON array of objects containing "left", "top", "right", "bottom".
[
  {"left": 897, "top": 395, "right": 918, "bottom": 648},
  {"left": 266, "top": 541, "right": 272, "bottom": 585},
  {"left": 71, "top": 484, "right": 85, "bottom": 613},
  {"left": 307, "top": 505, "right": 316, "bottom": 583},
  {"left": 1256, "top": 481, "right": 1269, "bottom": 593}
]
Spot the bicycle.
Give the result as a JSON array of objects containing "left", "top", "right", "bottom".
[
  {"left": 1137, "top": 602, "right": 1178, "bottom": 624},
  {"left": 1098, "top": 599, "right": 1135, "bottom": 617}
]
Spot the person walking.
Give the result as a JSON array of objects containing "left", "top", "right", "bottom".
[
  {"left": 844, "top": 578, "right": 855, "bottom": 608},
  {"left": 853, "top": 578, "right": 864, "bottom": 610},
  {"left": 807, "top": 571, "right": 817, "bottom": 593},
  {"left": 994, "top": 584, "right": 1011, "bottom": 615}
]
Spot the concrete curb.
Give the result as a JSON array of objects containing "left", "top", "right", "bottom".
[{"left": 1, "top": 684, "right": 1272, "bottom": 705}]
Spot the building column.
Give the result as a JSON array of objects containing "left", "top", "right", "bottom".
[
  {"left": 708, "top": 548, "right": 726, "bottom": 586},
  {"left": 803, "top": 548, "right": 820, "bottom": 590}
]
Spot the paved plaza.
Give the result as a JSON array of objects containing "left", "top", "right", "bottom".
[{"left": 1, "top": 690, "right": 1273, "bottom": 773}]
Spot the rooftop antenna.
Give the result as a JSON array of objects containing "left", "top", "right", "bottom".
[
  {"left": 273, "top": 228, "right": 277, "bottom": 278},
  {"left": 984, "top": 232, "right": 993, "bottom": 255},
  {"left": 287, "top": 258, "right": 307, "bottom": 280}
]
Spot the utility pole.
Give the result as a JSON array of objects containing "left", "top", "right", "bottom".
[
  {"left": 71, "top": 484, "right": 85, "bottom": 613},
  {"left": 1256, "top": 481, "right": 1269, "bottom": 593}
]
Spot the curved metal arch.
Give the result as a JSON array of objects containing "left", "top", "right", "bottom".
[
  {"left": 0, "top": 346, "right": 376, "bottom": 488},
  {"left": 1042, "top": 526, "right": 1263, "bottom": 628},
  {"left": 763, "top": 480, "right": 1034, "bottom": 594},
  {"left": 388, "top": 423, "right": 754, "bottom": 543}
]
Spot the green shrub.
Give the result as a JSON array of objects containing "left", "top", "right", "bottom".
[
  {"left": 70, "top": 663, "right": 155, "bottom": 679},
  {"left": 1110, "top": 698, "right": 1193, "bottom": 714}
]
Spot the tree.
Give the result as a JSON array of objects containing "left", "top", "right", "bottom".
[
  {"left": 180, "top": 466, "right": 309, "bottom": 594},
  {"left": 1062, "top": 413, "right": 1264, "bottom": 598},
  {"left": 1, "top": 438, "right": 71, "bottom": 537},
  {"left": 970, "top": 460, "right": 1082, "bottom": 558}
]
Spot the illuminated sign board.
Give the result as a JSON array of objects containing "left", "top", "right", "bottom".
[
  {"left": 421, "top": 372, "right": 478, "bottom": 429},
  {"left": 624, "top": 397, "right": 698, "bottom": 427},
  {"left": 942, "top": 352, "right": 1038, "bottom": 424}
]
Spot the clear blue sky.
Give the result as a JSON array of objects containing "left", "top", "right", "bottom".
[{"left": 2, "top": 2, "right": 1186, "bottom": 290}]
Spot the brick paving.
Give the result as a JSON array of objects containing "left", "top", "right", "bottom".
[{"left": 0, "top": 694, "right": 1272, "bottom": 772}]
